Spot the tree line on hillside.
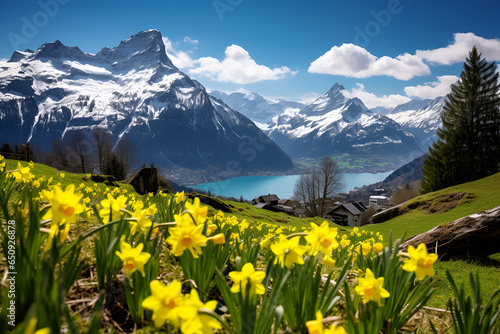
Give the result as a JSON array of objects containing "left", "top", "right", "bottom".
[
  {"left": 51, "top": 128, "right": 138, "bottom": 180},
  {"left": 422, "top": 46, "right": 500, "bottom": 192},
  {"left": 0, "top": 143, "right": 35, "bottom": 162}
]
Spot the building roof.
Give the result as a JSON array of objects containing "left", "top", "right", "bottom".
[
  {"left": 326, "top": 201, "right": 366, "bottom": 216},
  {"left": 259, "top": 194, "right": 280, "bottom": 202},
  {"left": 254, "top": 203, "right": 269, "bottom": 209},
  {"left": 369, "top": 195, "right": 389, "bottom": 200},
  {"left": 344, "top": 202, "right": 365, "bottom": 215}
]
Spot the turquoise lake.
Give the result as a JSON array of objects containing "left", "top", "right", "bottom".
[{"left": 192, "top": 172, "right": 392, "bottom": 200}]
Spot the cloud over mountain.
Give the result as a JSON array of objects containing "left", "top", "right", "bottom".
[
  {"left": 309, "top": 33, "right": 500, "bottom": 81},
  {"left": 404, "top": 75, "right": 459, "bottom": 99},
  {"left": 308, "top": 44, "right": 430, "bottom": 80},
  {"left": 416, "top": 33, "right": 500, "bottom": 65},
  {"left": 188, "top": 45, "right": 296, "bottom": 84}
]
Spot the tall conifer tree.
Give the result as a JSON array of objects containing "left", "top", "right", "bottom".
[{"left": 422, "top": 46, "right": 500, "bottom": 192}]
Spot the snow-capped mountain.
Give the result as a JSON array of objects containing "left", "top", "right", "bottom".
[
  {"left": 267, "top": 83, "right": 425, "bottom": 164},
  {"left": 0, "top": 30, "right": 293, "bottom": 174},
  {"left": 209, "top": 90, "right": 305, "bottom": 129},
  {"left": 387, "top": 96, "right": 445, "bottom": 147}
]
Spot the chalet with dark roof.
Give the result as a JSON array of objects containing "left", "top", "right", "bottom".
[
  {"left": 325, "top": 201, "right": 367, "bottom": 227},
  {"left": 256, "top": 194, "right": 280, "bottom": 206}
]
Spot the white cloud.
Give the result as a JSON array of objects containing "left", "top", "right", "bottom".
[
  {"left": 188, "top": 44, "right": 296, "bottom": 84},
  {"left": 417, "top": 33, "right": 500, "bottom": 65},
  {"left": 183, "top": 36, "right": 199, "bottom": 45},
  {"left": 343, "top": 83, "right": 411, "bottom": 109},
  {"left": 162, "top": 37, "right": 195, "bottom": 69},
  {"left": 404, "top": 75, "right": 459, "bottom": 99},
  {"left": 308, "top": 44, "right": 430, "bottom": 80}
]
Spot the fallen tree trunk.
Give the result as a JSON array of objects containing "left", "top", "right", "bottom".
[{"left": 400, "top": 206, "right": 500, "bottom": 260}]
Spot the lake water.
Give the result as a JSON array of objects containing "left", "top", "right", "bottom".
[{"left": 192, "top": 172, "right": 392, "bottom": 200}]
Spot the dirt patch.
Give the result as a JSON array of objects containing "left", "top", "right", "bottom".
[
  {"left": 371, "top": 192, "right": 474, "bottom": 224},
  {"left": 412, "top": 192, "right": 472, "bottom": 214}
]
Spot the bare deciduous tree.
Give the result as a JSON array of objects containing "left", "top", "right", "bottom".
[
  {"left": 70, "top": 130, "right": 93, "bottom": 173},
  {"left": 51, "top": 138, "right": 70, "bottom": 169},
  {"left": 293, "top": 157, "right": 343, "bottom": 217},
  {"left": 92, "top": 128, "right": 112, "bottom": 173},
  {"left": 389, "top": 181, "right": 421, "bottom": 205},
  {"left": 114, "top": 138, "right": 138, "bottom": 178},
  {"left": 357, "top": 205, "right": 377, "bottom": 226}
]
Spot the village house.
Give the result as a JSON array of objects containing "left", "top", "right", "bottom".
[
  {"left": 253, "top": 194, "right": 280, "bottom": 206},
  {"left": 252, "top": 194, "right": 303, "bottom": 216},
  {"left": 325, "top": 201, "right": 367, "bottom": 227}
]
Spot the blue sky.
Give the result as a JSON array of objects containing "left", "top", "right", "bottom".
[{"left": 1, "top": 0, "right": 499, "bottom": 108}]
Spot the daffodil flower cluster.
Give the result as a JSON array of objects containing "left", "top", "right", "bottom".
[{"left": 142, "top": 279, "right": 221, "bottom": 333}]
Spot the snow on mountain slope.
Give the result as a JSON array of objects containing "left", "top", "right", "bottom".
[
  {"left": 387, "top": 96, "right": 445, "bottom": 147},
  {"left": 0, "top": 30, "right": 293, "bottom": 174},
  {"left": 209, "top": 90, "right": 305, "bottom": 129},
  {"left": 267, "top": 83, "right": 425, "bottom": 164}
]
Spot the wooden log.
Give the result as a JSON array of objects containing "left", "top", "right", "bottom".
[{"left": 400, "top": 206, "right": 500, "bottom": 260}]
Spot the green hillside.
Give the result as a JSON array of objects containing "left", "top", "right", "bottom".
[{"left": 362, "top": 172, "right": 500, "bottom": 240}]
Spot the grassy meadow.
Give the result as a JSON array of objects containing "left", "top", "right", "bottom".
[{"left": 1, "top": 157, "right": 499, "bottom": 333}]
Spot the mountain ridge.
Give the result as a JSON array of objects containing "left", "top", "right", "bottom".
[
  {"left": 0, "top": 30, "right": 294, "bottom": 178},
  {"left": 264, "top": 83, "right": 425, "bottom": 166}
]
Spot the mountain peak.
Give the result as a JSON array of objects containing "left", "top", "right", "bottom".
[
  {"left": 326, "top": 83, "right": 345, "bottom": 96},
  {"left": 96, "top": 29, "right": 175, "bottom": 69},
  {"left": 30, "top": 40, "right": 88, "bottom": 60}
]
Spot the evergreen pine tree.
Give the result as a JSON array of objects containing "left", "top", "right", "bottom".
[{"left": 422, "top": 46, "right": 500, "bottom": 193}]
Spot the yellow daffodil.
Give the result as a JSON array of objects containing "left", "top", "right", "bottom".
[
  {"left": 305, "top": 221, "right": 339, "bottom": 256},
  {"left": 360, "top": 241, "right": 372, "bottom": 255},
  {"left": 206, "top": 223, "right": 217, "bottom": 234},
  {"left": 180, "top": 289, "right": 221, "bottom": 334},
  {"left": 271, "top": 235, "right": 307, "bottom": 269},
  {"left": 42, "top": 184, "right": 83, "bottom": 225},
  {"left": 142, "top": 280, "right": 184, "bottom": 328},
  {"left": 185, "top": 197, "right": 208, "bottom": 224},
  {"left": 306, "top": 310, "right": 324, "bottom": 334},
  {"left": 167, "top": 214, "right": 207, "bottom": 258},
  {"left": 402, "top": 243, "right": 438, "bottom": 280},
  {"left": 306, "top": 311, "right": 346, "bottom": 334},
  {"left": 11, "top": 162, "right": 34, "bottom": 183},
  {"left": 373, "top": 242, "right": 384, "bottom": 253},
  {"left": 355, "top": 268, "right": 390, "bottom": 305},
  {"left": 59, "top": 173, "right": 65, "bottom": 178},
  {"left": 45, "top": 219, "right": 71, "bottom": 251},
  {"left": 99, "top": 194, "right": 127, "bottom": 223},
  {"left": 115, "top": 240, "right": 151, "bottom": 277},
  {"left": 175, "top": 191, "right": 185, "bottom": 204},
  {"left": 323, "top": 255, "right": 336, "bottom": 267},
  {"left": 340, "top": 237, "right": 351, "bottom": 248},
  {"left": 260, "top": 235, "right": 272, "bottom": 249},
  {"left": 129, "top": 209, "right": 152, "bottom": 235},
  {"left": 228, "top": 262, "right": 266, "bottom": 298},
  {"left": 24, "top": 318, "right": 50, "bottom": 334},
  {"left": 208, "top": 233, "right": 225, "bottom": 245},
  {"left": 145, "top": 203, "right": 157, "bottom": 216}
]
